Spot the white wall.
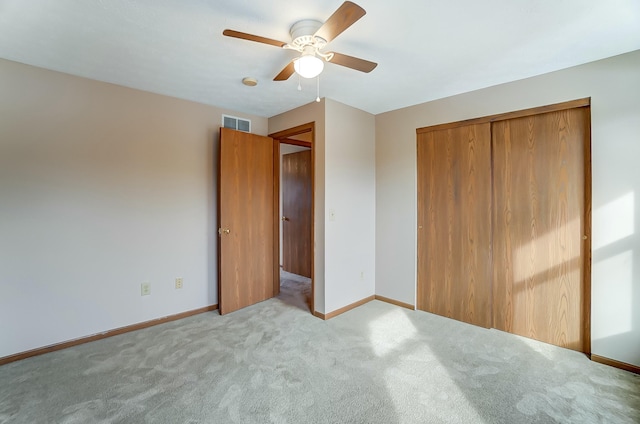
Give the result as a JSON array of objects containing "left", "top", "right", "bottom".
[
  {"left": 375, "top": 50, "right": 640, "bottom": 366},
  {"left": 269, "top": 100, "right": 326, "bottom": 313},
  {"left": 323, "top": 99, "right": 376, "bottom": 313},
  {"left": 269, "top": 99, "right": 376, "bottom": 315},
  {"left": 0, "top": 59, "right": 267, "bottom": 358}
]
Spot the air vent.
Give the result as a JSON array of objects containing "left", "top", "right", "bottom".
[{"left": 222, "top": 114, "right": 251, "bottom": 133}]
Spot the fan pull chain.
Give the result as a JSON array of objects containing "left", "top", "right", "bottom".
[
  {"left": 316, "top": 76, "right": 320, "bottom": 102},
  {"left": 297, "top": 74, "right": 301, "bottom": 91}
]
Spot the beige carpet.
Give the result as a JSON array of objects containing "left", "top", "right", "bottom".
[{"left": 1, "top": 274, "right": 638, "bottom": 423}]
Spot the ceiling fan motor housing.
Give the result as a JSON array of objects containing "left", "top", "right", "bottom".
[{"left": 290, "top": 19, "right": 326, "bottom": 49}]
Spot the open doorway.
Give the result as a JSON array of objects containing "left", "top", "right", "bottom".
[
  {"left": 281, "top": 146, "right": 312, "bottom": 277},
  {"left": 270, "top": 123, "right": 315, "bottom": 314}
]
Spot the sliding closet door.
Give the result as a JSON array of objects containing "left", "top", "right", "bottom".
[
  {"left": 492, "top": 107, "right": 589, "bottom": 352},
  {"left": 417, "top": 123, "right": 492, "bottom": 328}
]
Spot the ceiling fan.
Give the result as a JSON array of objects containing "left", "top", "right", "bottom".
[{"left": 223, "top": 1, "right": 377, "bottom": 81}]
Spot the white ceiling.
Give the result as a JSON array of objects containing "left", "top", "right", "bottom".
[{"left": 1, "top": 0, "right": 639, "bottom": 117}]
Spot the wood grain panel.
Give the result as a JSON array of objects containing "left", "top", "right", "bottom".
[
  {"left": 282, "top": 150, "right": 312, "bottom": 277},
  {"left": 417, "top": 123, "right": 492, "bottom": 328},
  {"left": 492, "top": 107, "right": 589, "bottom": 351},
  {"left": 219, "top": 128, "right": 274, "bottom": 315}
]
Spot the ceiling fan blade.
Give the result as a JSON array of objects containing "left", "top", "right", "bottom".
[
  {"left": 314, "top": 1, "right": 366, "bottom": 44},
  {"left": 223, "top": 29, "right": 287, "bottom": 48},
  {"left": 274, "top": 62, "right": 295, "bottom": 81},
  {"left": 328, "top": 52, "right": 377, "bottom": 73}
]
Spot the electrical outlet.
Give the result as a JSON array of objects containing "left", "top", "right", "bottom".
[
  {"left": 175, "top": 277, "right": 183, "bottom": 289},
  {"left": 141, "top": 282, "right": 151, "bottom": 296}
]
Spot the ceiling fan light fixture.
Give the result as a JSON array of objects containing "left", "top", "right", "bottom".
[{"left": 294, "top": 53, "right": 324, "bottom": 79}]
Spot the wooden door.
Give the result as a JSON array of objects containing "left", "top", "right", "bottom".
[
  {"left": 219, "top": 128, "right": 275, "bottom": 315},
  {"left": 492, "top": 107, "right": 589, "bottom": 351},
  {"left": 282, "top": 150, "right": 312, "bottom": 278},
  {"left": 417, "top": 123, "right": 493, "bottom": 328}
]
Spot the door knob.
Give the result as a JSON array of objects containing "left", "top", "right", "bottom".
[
  {"left": 281, "top": 216, "right": 289, "bottom": 221},
  {"left": 218, "top": 228, "right": 230, "bottom": 235}
]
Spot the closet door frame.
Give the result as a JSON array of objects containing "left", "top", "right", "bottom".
[{"left": 416, "top": 97, "right": 592, "bottom": 354}]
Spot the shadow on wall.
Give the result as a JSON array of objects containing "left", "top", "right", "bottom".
[{"left": 592, "top": 191, "right": 638, "bottom": 365}]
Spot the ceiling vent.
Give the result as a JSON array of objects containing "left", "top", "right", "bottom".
[{"left": 222, "top": 114, "right": 251, "bottom": 133}]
